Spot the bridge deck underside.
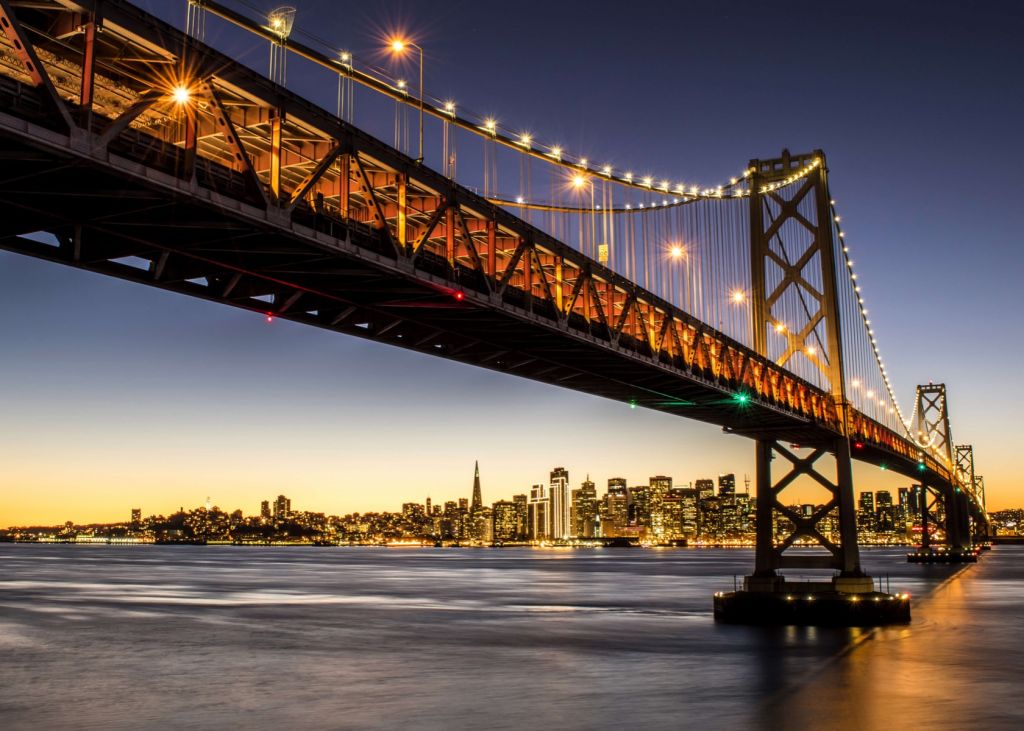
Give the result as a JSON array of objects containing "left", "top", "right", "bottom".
[{"left": 0, "top": 132, "right": 820, "bottom": 441}]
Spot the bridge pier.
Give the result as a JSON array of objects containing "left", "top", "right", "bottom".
[
  {"left": 715, "top": 437, "right": 910, "bottom": 626},
  {"left": 907, "top": 484, "right": 979, "bottom": 564}
]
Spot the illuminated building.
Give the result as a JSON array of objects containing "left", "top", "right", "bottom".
[
  {"left": 601, "top": 480, "right": 629, "bottom": 537},
  {"left": 492, "top": 501, "right": 520, "bottom": 542},
  {"left": 897, "top": 486, "right": 910, "bottom": 525},
  {"left": 550, "top": 467, "right": 571, "bottom": 539},
  {"left": 876, "top": 490, "right": 895, "bottom": 534},
  {"left": 695, "top": 479, "right": 715, "bottom": 500},
  {"left": 571, "top": 478, "right": 599, "bottom": 537},
  {"left": 649, "top": 475, "right": 672, "bottom": 539},
  {"left": 130, "top": 508, "right": 141, "bottom": 525},
  {"left": 858, "top": 491, "right": 875, "bottom": 533},
  {"left": 630, "top": 486, "right": 651, "bottom": 532},
  {"left": 528, "top": 483, "right": 550, "bottom": 540},
  {"left": 260, "top": 500, "right": 271, "bottom": 522},
  {"left": 512, "top": 494, "right": 528, "bottom": 538},
  {"left": 675, "top": 487, "right": 699, "bottom": 537},
  {"left": 718, "top": 473, "right": 736, "bottom": 498},
  {"left": 661, "top": 490, "right": 684, "bottom": 540},
  {"left": 273, "top": 495, "right": 291, "bottom": 520},
  {"left": 471, "top": 460, "right": 483, "bottom": 510}
]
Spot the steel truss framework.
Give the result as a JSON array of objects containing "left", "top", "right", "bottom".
[
  {"left": 747, "top": 152, "right": 866, "bottom": 575},
  {"left": 752, "top": 439, "right": 860, "bottom": 574},
  {"left": 0, "top": 0, "right": 987, "bottom": 542}
]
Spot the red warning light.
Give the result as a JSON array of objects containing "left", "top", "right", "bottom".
[
  {"left": 853, "top": 441, "right": 864, "bottom": 450},
  {"left": 454, "top": 290, "right": 465, "bottom": 301},
  {"left": 265, "top": 312, "right": 274, "bottom": 323}
]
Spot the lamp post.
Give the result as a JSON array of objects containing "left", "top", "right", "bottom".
[{"left": 389, "top": 38, "right": 424, "bottom": 164}]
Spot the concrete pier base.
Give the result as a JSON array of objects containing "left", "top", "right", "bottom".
[{"left": 713, "top": 576, "right": 911, "bottom": 626}]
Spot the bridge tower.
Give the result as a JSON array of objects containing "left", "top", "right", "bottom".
[
  {"left": 913, "top": 384, "right": 971, "bottom": 553},
  {"left": 955, "top": 445, "right": 990, "bottom": 545},
  {"left": 726, "top": 150, "right": 880, "bottom": 603},
  {"left": 717, "top": 150, "right": 908, "bottom": 624}
]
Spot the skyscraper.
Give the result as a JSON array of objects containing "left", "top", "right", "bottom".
[
  {"left": 876, "top": 490, "right": 895, "bottom": 533},
  {"left": 677, "top": 487, "right": 699, "bottom": 537},
  {"left": 649, "top": 476, "right": 672, "bottom": 540},
  {"left": 492, "top": 501, "right": 520, "bottom": 542},
  {"left": 571, "top": 478, "right": 599, "bottom": 538},
  {"left": 260, "top": 500, "right": 271, "bottom": 521},
  {"left": 471, "top": 460, "right": 482, "bottom": 510},
  {"left": 858, "top": 491, "right": 876, "bottom": 533},
  {"left": 273, "top": 495, "right": 291, "bottom": 520},
  {"left": 130, "top": 508, "right": 141, "bottom": 525},
  {"left": 550, "top": 467, "right": 570, "bottom": 539},
  {"left": 528, "top": 483, "right": 550, "bottom": 540},
  {"left": 630, "top": 485, "right": 651, "bottom": 531},
  {"left": 512, "top": 494, "right": 528, "bottom": 539},
  {"left": 602, "top": 480, "right": 629, "bottom": 537},
  {"left": 718, "top": 473, "right": 736, "bottom": 498}
]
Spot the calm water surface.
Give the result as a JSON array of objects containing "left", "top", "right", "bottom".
[{"left": 1, "top": 545, "right": 1021, "bottom": 730}]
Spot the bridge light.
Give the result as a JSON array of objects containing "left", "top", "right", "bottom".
[
  {"left": 483, "top": 118, "right": 497, "bottom": 133},
  {"left": 550, "top": 146, "right": 563, "bottom": 159},
  {"left": 453, "top": 290, "right": 465, "bottom": 302},
  {"left": 396, "top": 79, "right": 407, "bottom": 90},
  {"left": 339, "top": 50, "right": 352, "bottom": 64},
  {"left": 172, "top": 85, "right": 191, "bottom": 105},
  {"left": 669, "top": 244, "right": 685, "bottom": 259},
  {"left": 629, "top": 399, "right": 638, "bottom": 409},
  {"left": 265, "top": 312, "right": 274, "bottom": 323},
  {"left": 730, "top": 289, "right": 746, "bottom": 304},
  {"left": 853, "top": 441, "right": 864, "bottom": 450},
  {"left": 774, "top": 322, "right": 786, "bottom": 333},
  {"left": 519, "top": 133, "right": 532, "bottom": 147},
  {"left": 805, "top": 345, "right": 817, "bottom": 356},
  {"left": 572, "top": 174, "right": 587, "bottom": 189},
  {"left": 444, "top": 100, "right": 456, "bottom": 115},
  {"left": 733, "top": 392, "right": 749, "bottom": 405},
  {"left": 268, "top": 6, "right": 296, "bottom": 40},
  {"left": 390, "top": 39, "right": 407, "bottom": 53}
]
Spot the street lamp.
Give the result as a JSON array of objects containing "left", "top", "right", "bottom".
[{"left": 388, "top": 37, "right": 424, "bottom": 163}]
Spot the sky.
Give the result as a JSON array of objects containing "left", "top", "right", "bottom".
[{"left": 1, "top": 0, "right": 1022, "bottom": 524}]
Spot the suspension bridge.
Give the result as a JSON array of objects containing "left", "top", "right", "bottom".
[{"left": 0, "top": 0, "right": 989, "bottom": 624}]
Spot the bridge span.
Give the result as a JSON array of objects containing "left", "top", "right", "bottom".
[{"left": 0, "top": 0, "right": 988, "bottom": 623}]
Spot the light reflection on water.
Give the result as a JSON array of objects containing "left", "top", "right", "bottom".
[{"left": 0, "top": 545, "right": 1021, "bottom": 730}]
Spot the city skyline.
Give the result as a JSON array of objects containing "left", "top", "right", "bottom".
[
  {"left": 7, "top": 460, "right": 966, "bottom": 546},
  {"left": 4, "top": 458, "right": 984, "bottom": 530},
  {"left": 1, "top": 0, "right": 1020, "bottom": 524}
]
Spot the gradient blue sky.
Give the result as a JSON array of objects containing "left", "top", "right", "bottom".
[{"left": 1, "top": 0, "right": 1021, "bottom": 523}]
